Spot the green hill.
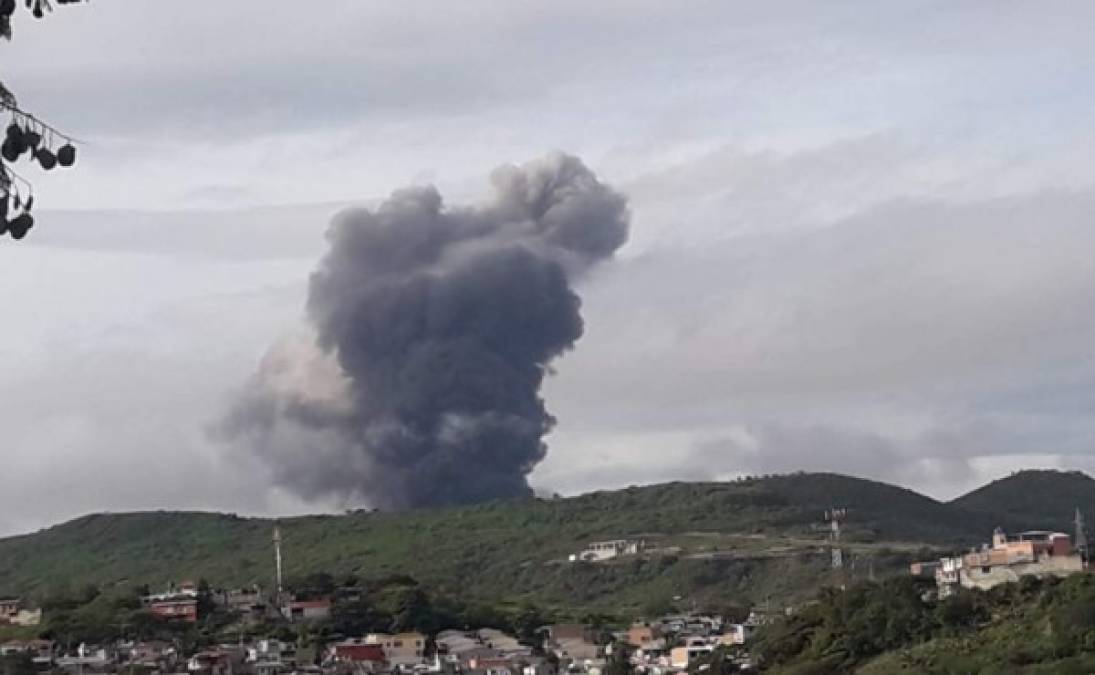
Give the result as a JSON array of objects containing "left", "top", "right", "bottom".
[
  {"left": 756, "top": 571, "right": 1095, "bottom": 674},
  {"left": 950, "top": 469, "right": 1095, "bottom": 534},
  {"left": 0, "top": 473, "right": 1004, "bottom": 614}
]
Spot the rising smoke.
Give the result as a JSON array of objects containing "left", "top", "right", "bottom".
[{"left": 222, "top": 153, "right": 629, "bottom": 509}]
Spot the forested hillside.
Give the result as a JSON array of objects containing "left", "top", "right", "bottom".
[
  {"left": 756, "top": 573, "right": 1095, "bottom": 674},
  {"left": 949, "top": 469, "right": 1095, "bottom": 534},
  {"left": 0, "top": 472, "right": 1071, "bottom": 614}
]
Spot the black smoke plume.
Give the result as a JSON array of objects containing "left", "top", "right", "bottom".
[{"left": 222, "top": 153, "right": 629, "bottom": 508}]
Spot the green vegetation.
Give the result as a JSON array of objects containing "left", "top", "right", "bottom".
[
  {"left": 0, "top": 471, "right": 1092, "bottom": 669},
  {"left": 0, "top": 471, "right": 1087, "bottom": 619},
  {"left": 0, "top": 474, "right": 987, "bottom": 615},
  {"left": 951, "top": 469, "right": 1095, "bottom": 534},
  {"left": 0, "top": 653, "right": 35, "bottom": 675},
  {"left": 755, "top": 574, "right": 1095, "bottom": 674},
  {"left": 3, "top": 573, "right": 561, "bottom": 658}
]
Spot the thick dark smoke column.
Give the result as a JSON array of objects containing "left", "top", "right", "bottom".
[{"left": 223, "top": 153, "right": 629, "bottom": 508}]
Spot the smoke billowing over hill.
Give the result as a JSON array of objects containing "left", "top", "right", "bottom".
[{"left": 221, "top": 153, "right": 629, "bottom": 508}]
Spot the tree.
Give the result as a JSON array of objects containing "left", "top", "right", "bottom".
[
  {"left": 512, "top": 604, "right": 549, "bottom": 652},
  {"left": 0, "top": 653, "right": 35, "bottom": 675},
  {"left": 603, "top": 642, "right": 634, "bottom": 675},
  {"left": 935, "top": 590, "right": 988, "bottom": 635},
  {"left": 196, "top": 579, "right": 216, "bottom": 618},
  {"left": 1, "top": 0, "right": 84, "bottom": 240},
  {"left": 286, "top": 572, "right": 337, "bottom": 600}
]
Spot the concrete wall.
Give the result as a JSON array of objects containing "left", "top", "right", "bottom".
[{"left": 960, "top": 555, "right": 1084, "bottom": 591}]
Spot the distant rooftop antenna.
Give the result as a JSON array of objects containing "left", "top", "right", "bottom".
[
  {"left": 273, "top": 525, "right": 284, "bottom": 597},
  {"left": 825, "top": 508, "right": 847, "bottom": 570},
  {"left": 1075, "top": 508, "right": 1088, "bottom": 559}
]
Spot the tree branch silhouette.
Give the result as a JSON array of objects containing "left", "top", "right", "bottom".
[{"left": 1, "top": 0, "right": 84, "bottom": 240}]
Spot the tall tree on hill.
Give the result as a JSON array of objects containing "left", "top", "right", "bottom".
[{"left": 1, "top": 0, "right": 84, "bottom": 240}]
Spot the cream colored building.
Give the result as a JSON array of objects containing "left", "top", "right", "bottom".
[
  {"left": 364, "top": 632, "right": 427, "bottom": 666},
  {"left": 0, "top": 599, "right": 40, "bottom": 627},
  {"left": 669, "top": 639, "right": 712, "bottom": 669}
]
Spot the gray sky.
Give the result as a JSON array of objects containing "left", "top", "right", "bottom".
[{"left": 3, "top": 1, "right": 1095, "bottom": 534}]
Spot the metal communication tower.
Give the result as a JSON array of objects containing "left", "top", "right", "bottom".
[{"left": 825, "top": 508, "right": 847, "bottom": 570}]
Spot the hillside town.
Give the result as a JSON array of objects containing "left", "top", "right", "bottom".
[
  {"left": 2, "top": 509, "right": 1093, "bottom": 675},
  {"left": 0, "top": 586, "right": 769, "bottom": 675},
  {"left": 0, "top": 526, "right": 772, "bottom": 675}
]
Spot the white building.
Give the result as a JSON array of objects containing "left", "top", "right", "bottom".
[{"left": 570, "top": 540, "right": 644, "bottom": 563}]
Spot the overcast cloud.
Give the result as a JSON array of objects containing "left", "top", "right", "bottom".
[{"left": 2, "top": 1, "right": 1095, "bottom": 534}]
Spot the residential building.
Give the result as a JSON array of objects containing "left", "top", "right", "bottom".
[
  {"left": 224, "top": 588, "right": 266, "bottom": 614},
  {"left": 669, "top": 639, "right": 712, "bottom": 669},
  {"left": 0, "top": 639, "right": 53, "bottom": 664},
  {"left": 959, "top": 529, "right": 1083, "bottom": 591},
  {"left": 934, "top": 555, "right": 963, "bottom": 591},
  {"left": 144, "top": 583, "right": 200, "bottom": 623},
  {"left": 246, "top": 639, "right": 294, "bottom": 666},
  {"left": 187, "top": 650, "right": 236, "bottom": 675},
  {"left": 457, "top": 647, "right": 505, "bottom": 670},
  {"left": 547, "top": 624, "right": 601, "bottom": 664},
  {"left": 717, "top": 623, "right": 755, "bottom": 646},
  {"left": 914, "top": 527, "right": 1086, "bottom": 595},
  {"left": 467, "top": 656, "right": 518, "bottom": 675},
  {"left": 909, "top": 561, "right": 941, "bottom": 578},
  {"left": 551, "top": 638, "right": 600, "bottom": 662},
  {"left": 477, "top": 628, "right": 527, "bottom": 655},
  {"left": 364, "top": 632, "right": 427, "bottom": 666},
  {"left": 0, "top": 598, "right": 40, "bottom": 627},
  {"left": 437, "top": 630, "right": 481, "bottom": 659},
  {"left": 329, "top": 640, "right": 387, "bottom": 668},
  {"left": 625, "top": 623, "right": 661, "bottom": 647},
  {"left": 145, "top": 582, "right": 198, "bottom": 603},
  {"left": 546, "top": 625, "right": 596, "bottom": 644},
  {"left": 520, "top": 656, "right": 556, "bottom": 675},
  {"left": 150, "top": 597, "right": 199, "bottom": 623},
  {"left": 121, "top": 640, "right": 176, "bottom": 668},
  {"left": 56, "top": 655, "right": 110, "bottom": 673},
  {"left": 630, "top": 637, "right": 669, "bottom": 672},
  {"left": 281, "top": 598, "right": 331, "bottom": 622}
]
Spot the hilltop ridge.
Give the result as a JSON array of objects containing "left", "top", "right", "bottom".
[
  {"left": 949, "top": 468, "right": 1095, "bottom": 533},
  {"left": 0, "top": 471, "right": 1086, "bottom": 614}
]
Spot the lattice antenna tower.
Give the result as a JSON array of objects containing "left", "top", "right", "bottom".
[{"left": 824, "top": 507, "right": 848, "bottom": 570}]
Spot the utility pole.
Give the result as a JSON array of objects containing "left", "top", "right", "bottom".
[
  {"left": 1075, "top": 508, "right": 1088, "bottom": 563},
  {"left": 273, "top": 525, "right": 284, "bottom": 602}
]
